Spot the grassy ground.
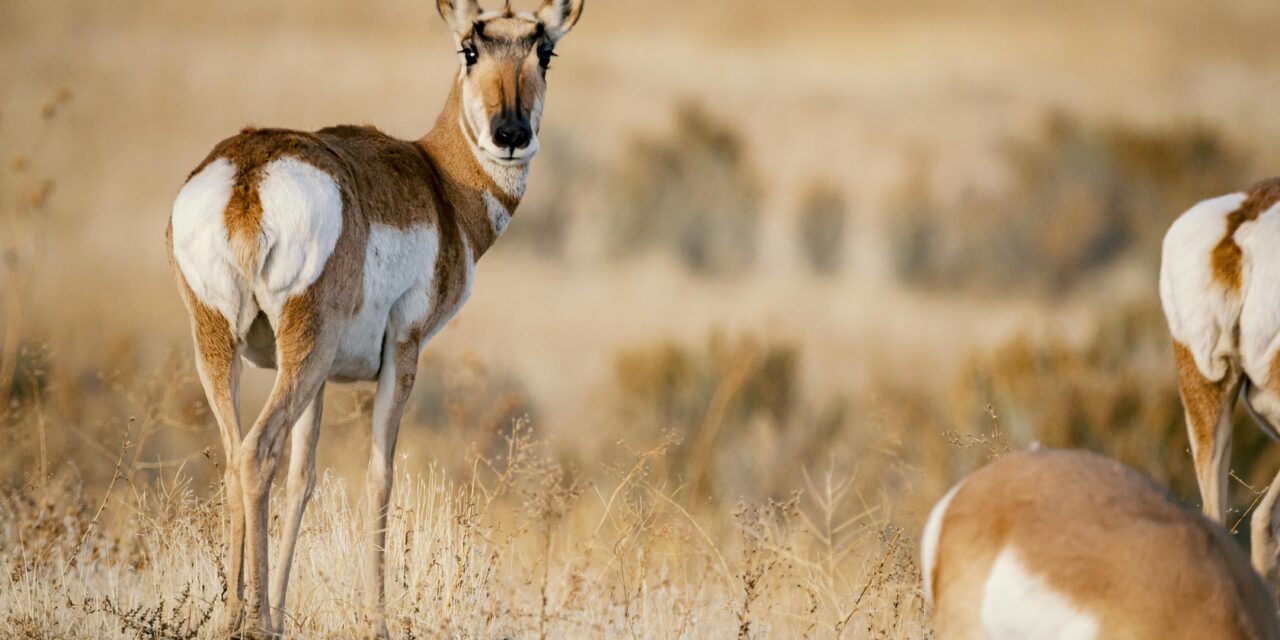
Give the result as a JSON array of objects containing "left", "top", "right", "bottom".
[
  {"left": 6, "top": 421, "right": 929, "bottom": 638},
  {"left": 4, "top": 0, "right": 1280, "bottom": 637}
]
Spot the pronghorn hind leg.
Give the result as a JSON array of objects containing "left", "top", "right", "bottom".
[
  {"left": 180, "top": 289, "right": 250, "bottom": 634},
  {"left": 268, "top": 382, "right": 325, "bottom": 635},
  {"left": 1251, "top": 470, "right": 1280, "bottom": 595},
  {"left": 1244, "top": 382, "right": 1280, "bottom": 595},
  {"left": 364, "top": 330, "right": 422, "bottom": 639},
  {"left": 1173, "top": 341, "right": 1238, "bottom": 522},
  {"left": 239, "top": 294, "right": 341, "bottom": 638}
]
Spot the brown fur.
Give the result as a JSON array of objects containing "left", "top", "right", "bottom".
[
  {"left": 224, "top": 174, "right": 264, "bottom": 276},
  {"left": 1270, "top": 349, "right": 1280, "bottom": 395},
  {"left": 1211, "top": 177, "right": 1280, "bottom": 291},
  {"left": 421, "top": 82, "right": 507, "bottom": 253},
  {"left": 932, "top": 449, "right": 1280, "bottom": 640}
]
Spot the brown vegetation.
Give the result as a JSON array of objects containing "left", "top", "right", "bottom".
[
  {"left": 889, "top": 113, "right": 1250, "bottom": 292},
  {"left": 5, "top": 0, "right": 1280, "bottom": 636},
  {"left": 607, "top": 102, "right": 763, "bottom": 275}
]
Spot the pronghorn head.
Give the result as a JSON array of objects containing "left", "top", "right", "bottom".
[{"left": 437, "top": 0, "right": 584, "bottom": 166}]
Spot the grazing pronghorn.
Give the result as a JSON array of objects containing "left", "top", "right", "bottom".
[
  {"left": 922, "top": 449, "right": 1280, "bottom": 640},
  {"left": 165, "top": 1, "right": 584, "bottom": 636},
  {"left": 1161, "top": 178, "right": 1280, "bottom": 586}
]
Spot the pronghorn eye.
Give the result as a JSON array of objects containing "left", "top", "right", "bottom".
[
  {"left": 537, "top": 46, "right": 556, "bottom": 70},
  {"left": 461, "top": 46, "right": 479, "bottom": 67}
]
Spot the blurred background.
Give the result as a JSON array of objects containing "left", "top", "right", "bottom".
[{"left": 5, "top": 0, "right": 1280, "bottom": 567}]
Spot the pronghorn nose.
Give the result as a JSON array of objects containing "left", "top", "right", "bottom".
[{"left": 491, "top": 117, "right": 532, "bottom": 150}]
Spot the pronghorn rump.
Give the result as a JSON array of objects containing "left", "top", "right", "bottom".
[{"left": 923, "top": 449, "right": 1280, "bottom": 640}]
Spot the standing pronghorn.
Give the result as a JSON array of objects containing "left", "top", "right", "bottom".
[
  {"left": 1161, "top": 178, "right": 1280, "bottom": 587},
  {"left": 923, "top": 449, "right": 1280, "bottom": 639},
  {"left": 165, "top": 1, "right": 583, "bottom": 636}
]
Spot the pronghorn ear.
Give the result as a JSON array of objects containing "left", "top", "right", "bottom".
[
  {"left": 436, "top": 0, "right": 483, "bottom": 36},
  {"left": 537, "top": 0, "right": 584, "bottom": 42}
]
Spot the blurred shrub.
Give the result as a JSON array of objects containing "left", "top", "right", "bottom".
[
  {"left": 612, "top": 331, "right": 881, "bottom": 504},
  {"left": 407, "top": 351, "right": 535, "bottom": 460},
  {"left": 503, "top": 133, "right": 579, "bottom": 260},
  {"left": 606, "top": 102, "right": 763, "bottom": 275},
  {"left": 795, "top": 180, "right": 849, "bottom": 276},
  {"left": 889, "top": 112, "right": 1249, "bottom": 292},
  {"left": 614, "top": 332, "right": 797, "bottom": 444},
  {"left": 1, "top": 89, "right": 71, "bottom": 407},
  {"left": 945, "top": 301, "right": 1280, "bottom": 523},
  {"left": 1, "top": 341, "right": 50, "bottom": 409}
]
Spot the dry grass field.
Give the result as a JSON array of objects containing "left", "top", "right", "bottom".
[{"left": 4, "top": 0, "right": 1280, "bottom": 637}]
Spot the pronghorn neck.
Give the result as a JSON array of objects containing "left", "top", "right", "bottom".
[{"left": 419, "top": 77, "right": 527, "bottom": 258}]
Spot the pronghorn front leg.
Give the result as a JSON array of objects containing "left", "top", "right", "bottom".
[
  {"left": 364, "top": 331, "right": 422, "bottom": 638},
  {"left": 269, "top": 383, "right": 325, "bottom": 634},
  {"left": 1173, "top": 341, "right": 1238, "bottom": 522}
]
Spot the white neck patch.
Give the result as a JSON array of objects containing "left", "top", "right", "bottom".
[{"left": 482, "top": 191, "right": 512, "bottom": 237}]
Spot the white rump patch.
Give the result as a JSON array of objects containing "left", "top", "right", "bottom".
[
  {"left": 171, "top": 158, "right": 243, "bottom": 327},
  {"left": 1235, "top": 201, "right": 1280, "bottom": 385},
  {"left": 1159, "top": 192, "right": 1248, "bottom": 380},
  {"left": 253, "top": 156, "right": 343, "bottom": 320},
  {"left": 921, "top": 480, "right": 964, "bottom": 608},
  {"left": 981, "top": 547, "right": 1098, "bottom": 640}
]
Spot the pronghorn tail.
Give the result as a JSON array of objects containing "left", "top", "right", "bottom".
[
  {"left": 224, "top": 174, "right": 269, "bottom": 280},
  {"left": 225, "top": 177, "right": 267, "bottom": 282}
]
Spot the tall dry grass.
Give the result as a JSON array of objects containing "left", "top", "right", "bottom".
[
  {"left": 6, "top": 0, "right": 1280, "bottom": 636},
  {"left": 3, "top": 411, "right": 931, "bottom": 638}
]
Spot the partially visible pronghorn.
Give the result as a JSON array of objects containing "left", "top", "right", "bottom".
[
  {"left": 165, "top": 1, "right": 583, "bottom": 636},
  {"left": 1161, "top": 178, "right": 1280, "bottom": 586},
  {"left": 923, "top": 449, "right": 1280, "bottom": 640}
]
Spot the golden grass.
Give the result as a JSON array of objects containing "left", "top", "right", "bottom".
[
  {"left": 2, "top": 419, "right": 929, "bottom": 638},
  {"left": 5, "top": 0, "right": 1280, "bottom": 636}
]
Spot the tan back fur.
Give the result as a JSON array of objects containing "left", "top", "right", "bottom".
[{"left": 929, "top": 449, "right": 1280, "bottom": 640}]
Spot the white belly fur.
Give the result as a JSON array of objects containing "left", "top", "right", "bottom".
[{"left": 329, "top": 223, "right": 439, "bottom": 380}]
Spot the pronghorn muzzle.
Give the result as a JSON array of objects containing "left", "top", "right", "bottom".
[{"left": 490, "top": 112, "right": 533, "bottom": 151}]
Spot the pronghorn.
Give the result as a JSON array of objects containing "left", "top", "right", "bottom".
[
  {"left": 165, "top": 1, "right": 584, "bottom": 636},
  {"left": 922, "top": 448, "right": 1280, "bottom": 640},
  {"left": 1160, "top": 177, "right": 1280, "bottom": 587}
]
